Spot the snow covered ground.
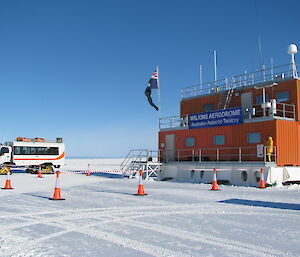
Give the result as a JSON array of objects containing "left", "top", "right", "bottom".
[{"left": 1, "top": 158, "right": 300, "bottom": 257}]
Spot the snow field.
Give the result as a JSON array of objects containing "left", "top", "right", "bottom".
[{"left": 0, "top": 158, "right": 300, "bottom": 257}]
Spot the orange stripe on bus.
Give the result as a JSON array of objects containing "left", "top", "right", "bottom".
[{"left": 14, "top": 152, "right": 65, "bottom": 161}]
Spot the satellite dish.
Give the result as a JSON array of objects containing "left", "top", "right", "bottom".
[{"left": 288, "top": 44, "right": 298, "bottom": 55}]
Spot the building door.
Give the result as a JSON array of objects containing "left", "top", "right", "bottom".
[
  {"left": 165, "top": 134, "right": 175, "bottom": 161},
  {"left": 241, "top": 92, "right": 253, "bottom": 118}
]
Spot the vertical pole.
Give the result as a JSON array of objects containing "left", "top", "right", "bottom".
[
  {"left": 200, "top": 64, "right": 203, "bottom": 95},
  {"left": 262, "top": 87, "right": 266, "bottom": 117},
  {"left": 146, "top": 162, "right": 149, "bottom": 180},
  {"left": 157, "top": 65, "right": 161, "bottom": 121},
  {"left": 156, "top": 65, "right": 161, "bottom": 134},
  {"left": 291, "top": 54, "right": 296, "bottom": 77},
  {"left": 271, "top": 57, "right": 274, "bottom": 80},
  {"left": 199, "top": 149, "right": 202, "bottom": 163},
  {"left": 213, "top": 50, "right": 217, "bottom": 82},
  {"left": 232, "top": 77, "right": 236, "bottom": 88},
  {"left": 146, "top": 149, "right": 149, "bottom": 162},
  {"left": 293, "top": 105, "right": 295, "bottom": 119}
]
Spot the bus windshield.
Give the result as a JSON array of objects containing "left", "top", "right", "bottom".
[{"left": 0, "top": 147, "right": 9, "bottom": 156}]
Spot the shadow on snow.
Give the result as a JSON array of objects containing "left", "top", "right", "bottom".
[{"left": 219, "top": 198, "right": 300, "bottom": 211}]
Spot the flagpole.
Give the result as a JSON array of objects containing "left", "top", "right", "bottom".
[{"left": 157, "top": 65, "right": 161, "bottom": 128}]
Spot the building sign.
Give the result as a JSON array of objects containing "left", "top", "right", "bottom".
[{"left": 189, "top": 107, "right": 243, "bottom": 129}]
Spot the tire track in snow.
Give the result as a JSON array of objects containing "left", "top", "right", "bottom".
[
  {"left": 1, "top": 203, "right": 221, "bottom": 245},
  {"left": 1, "top": 205, "right": 294, "bottom": 257},
  {"left": 117, "top": 220, "right": 288, "bottom": 257},
  {"left": 2, "top": 202, "right": 298, "bottom": 234},
  {"left": 2, "top": 201, "right": 299, "bottom": 233},
  {"left": 4, "top": 216, "right": 190, "bottom": 257}
]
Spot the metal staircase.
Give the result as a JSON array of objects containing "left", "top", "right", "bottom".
[{"left": 120, "top": 149, "right": 161, "bottom": 179}]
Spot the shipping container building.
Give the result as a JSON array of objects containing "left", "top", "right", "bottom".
[{"left": 158, "top": 50, "right": 300, "bottom": 186}]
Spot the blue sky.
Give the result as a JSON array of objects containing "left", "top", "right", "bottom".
[{"left": 0, "top": 0, "right": 299, "bottom": 157}]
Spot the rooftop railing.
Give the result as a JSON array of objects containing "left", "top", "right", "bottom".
[
  {"left": 159, "top": 101, "right": 296, "bottom": 130},
  {"left": 159, "top": 115, "right": 188, "bottom": 130},
  {"left": 181, "top": 63, "right": 299, "bottom": 99},
  {"left": 246, "top": 102, "right": 295, "bottom": 120}
]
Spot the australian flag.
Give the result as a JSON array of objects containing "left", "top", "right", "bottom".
[
  {"left": 145, "top": 70, "right": 159, "bottom": 111},
  {"left": 148, "top": 70, "right": 158, "bottom": 89}
]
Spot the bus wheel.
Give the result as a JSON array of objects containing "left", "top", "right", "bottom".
[
  {"left": 42, "top": 165, "right": 54, "bottom": 174},
  {"left": 0, "top": 166, "right": 9, "bottom": 175}
]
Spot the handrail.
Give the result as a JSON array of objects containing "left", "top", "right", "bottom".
[
  {"left": 120, "top": 149, "right": 145, "bottom": 171},
  {"left": 160, "top": 101, "right": 296, "bottom": 130},
  {"left": 120, "top": 149, "right": 161, "bottom": 171},
  {"left": 181, "top": 63, "right": 299, "bottom": 99},
  {"left": 247, "top": 102, "right": 295, "bottom": 120},
  {"left": 120, "top": 149, "right": 134, "bottom": 170},
  {"left": 162, "top": 146, "right": 276, "bottom": 163},
  {"left": 159, "top": 115, "right": 188, "bottom": 130}
]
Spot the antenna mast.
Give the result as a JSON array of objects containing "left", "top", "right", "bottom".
[
  {"left": 254, "top": 0, "right": 264, "bottom": 69},
  {"left": 200, "top": 64, "right": 203, "bottom": 94},
  {"left": 213, "top": 50, "right": 217, "bottom": 82}
]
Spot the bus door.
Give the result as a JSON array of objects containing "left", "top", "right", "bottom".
[{"left": 0, "top": 147, "right": 11, "bottom": 164}]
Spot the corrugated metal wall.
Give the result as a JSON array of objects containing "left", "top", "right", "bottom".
[
  {"left": 180, "top": 79, "right": 299, "bottom": 119},
  {"left": 296, "top": 79, "right": 300, "bottom": 120},
  {"left": 160, "top": 121, "right": 276, "bottom": 148},
  {"left": 159, "top": 119, "right": 300, "bottom": 166},
  {"left": 276, "top": 119, "right": 299, "bottom": 166}
]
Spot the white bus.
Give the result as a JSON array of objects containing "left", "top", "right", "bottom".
[{"left": 0, "top": 137, "right": 65, "bottom": 173}]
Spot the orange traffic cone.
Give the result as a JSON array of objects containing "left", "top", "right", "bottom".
[
  {"left": 211, "top": 168, "right": 220, "bottom": 191},
  {"left": 86, "top": 164, "right": 91, "bottom": 176},
  {"left": 258, "top": 168, "right": 266, "bottom": 189},
  {"left": 37, "top": 166, "right": 43, "bottom": 178},
  {"left": 49, "top": 171, "right": 65, "bottom": 200},
  {"left": 2, "top": 168, "right": 13, "bottom": 190},
  {"left": 134, "top": 170, "right": 147, "bottom": 196}
]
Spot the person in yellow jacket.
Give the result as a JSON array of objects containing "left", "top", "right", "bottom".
[{"left": 265, "top": 135, "right": 273, "bottom": 162}]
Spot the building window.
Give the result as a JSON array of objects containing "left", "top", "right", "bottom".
[
  {"left": 185, "top": 137, "right": 195, "bottom": 147},
  {"left": 204, "top": 104, "right": 214, "bottom": 112},
  {"left": 256, "top": 95, "right": 269, "bottom": 105},
  {"left": 247, "top": 132, "right": 261, "bottom": 143},
  {"left": 213, "top": 135, "right": 225, "bottom": 145},
  {"left": 276, "top": 91, "right": 289, "bottom": 102}
]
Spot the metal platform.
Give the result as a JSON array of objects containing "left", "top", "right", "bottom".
[{"left": 120, "top": 149, "right": 161, "bottom": 180}]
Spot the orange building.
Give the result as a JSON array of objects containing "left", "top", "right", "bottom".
[{"left": 158, "top": 57, "right": 300, "bottom": 186}]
